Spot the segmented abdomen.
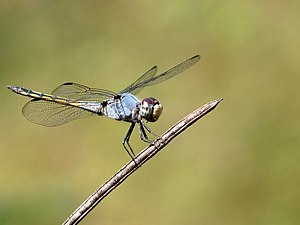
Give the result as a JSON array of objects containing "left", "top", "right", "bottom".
[
  {"left": 7, "top": 85, "right": 74, "bottom": 104},
  {"left": 7, "top": 85, "right": 103, "bottom": 114}
]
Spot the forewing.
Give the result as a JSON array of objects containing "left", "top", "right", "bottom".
[
  {"left": 121, "top": 55, "right": 200, "bottom": 94},
  {"left": 119, "top": 66, "right": 157, "bottom": 95},
  {"left": 22, "top": 99, "right": 93, "bottom": 127},
  {"left": 52, "top": 82, "right": 116, "bottom": 100}
]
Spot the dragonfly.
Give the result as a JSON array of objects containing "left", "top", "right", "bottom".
[{"left": 7, "top": 55, "right": 200, "bottom": 161}]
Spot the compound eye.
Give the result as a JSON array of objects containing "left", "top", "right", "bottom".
[
  {"left": 140, "top": 97, "right": 163, "bottom": 122},
  {"left": 152, "top": 101, "right": 163, "bottom": 122}
]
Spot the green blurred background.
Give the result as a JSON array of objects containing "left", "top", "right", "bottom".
[{"left": 1, "top": 1, "right": 299, "bottom": 225}]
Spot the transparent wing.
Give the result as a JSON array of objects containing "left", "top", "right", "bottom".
[
  {"left": 22, "top": 99, "right": 93, "bottom": 127},
  {"left": 119, "top": 66, "right": 157, "bottom": 94},
  {"left": 52, "top": 82, "right": 116, "bottom": 100},
  {"left": 119, "top": 55, "right": 200, "bottom": 95}
]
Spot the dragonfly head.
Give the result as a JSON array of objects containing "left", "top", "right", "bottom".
[{"left": 140, "top": 97, "right": 163, "bottom": 122}]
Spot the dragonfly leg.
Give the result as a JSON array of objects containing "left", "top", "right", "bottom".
[
  {"left": 140, "top": 120, "right": 159, "bottom": 137},
  {"left": 123, "top": 122, "right": 137, "bottom": 162},
  {"left": 138, "top": 122, "right": 152, "bottom": 143}
]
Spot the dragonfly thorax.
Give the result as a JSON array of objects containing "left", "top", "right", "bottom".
[{"left": 139, "top": 97, "right": 163, "bottom": 122}]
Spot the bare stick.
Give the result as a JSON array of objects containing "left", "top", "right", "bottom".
[{"left": 62, "top": 98, "right": 223, "bottom": 225}]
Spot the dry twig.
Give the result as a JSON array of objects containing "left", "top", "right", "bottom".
[{"left": 62, "top": 98, "right": 223, "bottom": 225}]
